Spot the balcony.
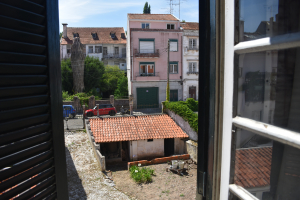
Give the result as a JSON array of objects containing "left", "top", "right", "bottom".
[
  {"left": 187, "top": 71, "right": 199, "bottom": 75},
  {"left": 102, "top": 53, "right": 126, "bottom": 60},
  {"left": 135, "top": 72, "right": 160, "bottom": 81},
  {"left": 134, "top": 49, "right": 159, "bottom": 58}
]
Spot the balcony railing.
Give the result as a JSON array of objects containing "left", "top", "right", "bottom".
[
  {"left": 136, "top": 72, "right": 159, "bottom": 77},
  {"left": 102, "top": 53, "right": 126, "bottom": 59},
  {"left": 187, "top": 71, "right": 199, "bottom": 75},
  {"left": 134, "top": 49, "right": 159, "bottom": 57}
]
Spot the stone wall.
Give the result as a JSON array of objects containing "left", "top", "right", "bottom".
[
  {"left": 186, "top": 140, "right": 197, "bottom": 163},
  {"left": 165, "top": 109, "right": 198, "bottom": 141},
  {"left": 86, "top": 120, "right": 106, "bottom": 171}
]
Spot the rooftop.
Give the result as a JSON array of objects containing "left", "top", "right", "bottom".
[
  {"left": 128, "top": 14, "right": 179, "bottom": 21},
  {"left": 234, "top": 147, "right": 272, "bottom": 188},
  {"left": 180, "top": 22, "right": 199, "bottom": 30},
  {"left": 89, "top": 114, "right": 189, "bottom": 143},
  {"left": 60, "top": 27, "right": 126, "bottom": 45}
]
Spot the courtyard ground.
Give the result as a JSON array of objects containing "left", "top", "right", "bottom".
[{"left": 108, "top": 161, "right": 197, "bottom": 200}]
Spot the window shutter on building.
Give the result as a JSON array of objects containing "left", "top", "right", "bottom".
[
  {"left": 0, "top": 0, "right": 68, "bottom": 199},
  {"left": 140, "top": 41, "right": 154, "bottom": 53},
  {"left": 170, "top": 41, "right": 177, "bottom": 51}
]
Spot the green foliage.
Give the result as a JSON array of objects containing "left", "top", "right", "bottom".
[
  {"left": 61, "top": 59, "right": 73, "bottom": 93},
  {"left": 185, "top": 98, "right": 198, "bottom": 111},
  {"left": 62, "top": 91, "right": 101, "bottom": 106},
  {"left": 166, "top": 82, "right": 170, "bottom": 101},
  {"left": 143, "top": 2, "right": 151, "bottom": 14},
  {"left": 60, "top": 32, "right": 63, "bottom": 39},
  {"left": 181, "top": 20, "right": 186, "bottom": 22},
  {"left": 164, "top": 100, "right": 198, "bottom": 132},
  {"left": 102, "top": 65, "right": 125, "bottom": 94},
  {"left": 84, "top": 56, "right": 105, "bottom": 93},
  {"left": 129, "top": 165, "right": 154, "bottom": 183},
  {"left": 114, "top": 76, "right": 128, "bottom": 99}
]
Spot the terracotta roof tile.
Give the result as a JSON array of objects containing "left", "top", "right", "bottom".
[
  {"left": 128, "top": 14, "right": 179, "bottom": 21},
  {"left": 180, "top": 22, "right": 199, "bottom": 30},
  {"left": 61, "top": 27, "right": 126, "bottom": 45},
  {"left": 234, "top": 147, "right": 272, "bottom": 188},
  {"left": 90, "top": 114, "right": 189, "bottom": 143}
]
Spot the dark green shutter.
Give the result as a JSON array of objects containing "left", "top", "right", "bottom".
[
  {"left": 136, "top": 87, "right": 159, "bottom": 109},
  {"left": 0, "top": 0, "right": 68, "bottom": 199}
]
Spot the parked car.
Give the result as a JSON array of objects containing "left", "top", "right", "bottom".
[
  {"left": 85, "top": 104, "right": 117, "bottom": 117},
  {"left": 63, "top": 105, "right": 76, "bottom": 118}
]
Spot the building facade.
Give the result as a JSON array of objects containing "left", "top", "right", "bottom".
[
  {"left": 181, "top": 22, "right": 199, "bottom": 101},
  {"left": 60, "top": 24, "right": 127, "bottom": 70},
  {"left": 127, "top": 14, "right": 183, "bottom": 109}
]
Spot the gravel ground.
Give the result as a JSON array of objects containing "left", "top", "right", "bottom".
[{"left": 65, "top": 131, "right": 130, "bottom": 200}]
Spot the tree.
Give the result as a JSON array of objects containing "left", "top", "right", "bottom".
[
  {"left": 143, "top": 2, "right": 151, "bottom": 14},
  {"left": 84, "top": 56, "right": 105, "bottom": 92},
  {"left": 61, "top": 58, "right": 73, "bottom": 93},
  {"left": 101, "top": 65, "right": 125, "bottom": 96},
  {"left": 60, "top": 32, "right": 63, "bottom": 39},
  {"left": 181, "top": 20, "right": 186, "bottom": 22},
  {"left": 114, "top": 76, "right": 128, "bottom": 98}
]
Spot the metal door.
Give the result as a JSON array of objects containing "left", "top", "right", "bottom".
[{"left": 136, "top": 87, "right": 159, "bottom": 109}]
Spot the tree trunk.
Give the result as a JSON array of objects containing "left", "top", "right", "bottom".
[{"left": 71, "top": 37, "right": 85, "bottom": 93}]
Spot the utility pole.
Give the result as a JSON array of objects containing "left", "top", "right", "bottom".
[{"left": 166, "top": 40, "right": 170, "bottom": 101}]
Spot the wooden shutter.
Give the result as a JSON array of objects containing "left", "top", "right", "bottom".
[
  {"left": 170, "top": 41, "right": 177, "bottom": 51},
  {"left": 0, "top": 0, "right": 68, "bottom": 199},
  {"left": 140, "top": 41, "right": 154, "bottom": 53}
]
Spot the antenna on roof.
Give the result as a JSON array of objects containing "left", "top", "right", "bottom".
[{"left": 171, "top": 0, "right": 187, "bottom": 20}]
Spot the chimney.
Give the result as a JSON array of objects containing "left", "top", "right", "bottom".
[{"left": 62, "top": 23, "right": 68, "bottom": 38}]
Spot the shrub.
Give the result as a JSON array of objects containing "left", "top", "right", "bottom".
[
  {"left": 186, "top": 98, "right": 198, "bottom": 111},
  {"left": 164, "top": 100, "right": 198, "bottom": 132},
  {"left": 129, "top": 165, "right": 154, "bottom": 183}
]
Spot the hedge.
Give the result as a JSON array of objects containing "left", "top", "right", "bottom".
[{"left": 164, "top": 99, "right": 198, "bottom": 132}]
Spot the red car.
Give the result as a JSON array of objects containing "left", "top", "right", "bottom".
[{"left": 85, "top": 104, "right": 117, "bottom": 117}]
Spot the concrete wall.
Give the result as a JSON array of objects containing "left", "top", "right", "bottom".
[
  {"left": 130, "top": 31, "right": 182, "bottom": 81},
  {"left": 186, "top": 140, "right": 197, "bottom": 163},
  {"left": 174, "top": 138, "right": 186, "bottom": 155},
  {"left": 132, "top": 80, "right": 182, "bottom": 108},
  {"left": 129, "top": 20, "right": 180, "bottom": 30},
  {"left": 166, "top": 109, "right": 198, "bottom": 141},
  {"left": 130, "top": 139, "right": 164, "bottom": 161},
  {"left": 182, "top": 30, "right": 199, "bottom": 101}
]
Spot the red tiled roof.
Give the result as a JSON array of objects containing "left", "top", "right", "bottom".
[
  {"left": 234, "top": 147, "right": 272, "bottom": 188},
  {"left": 61, "top": 27, "right": 126, "bottom": 45},
  {"left": 128, "top": 14, "right": 179, "bottom": 21},
  {"left": 90, "top": 114, "right": 189, "bottom": 143},
  {"left": 180, "top": 22, "right": 199, "bottom": 30}
]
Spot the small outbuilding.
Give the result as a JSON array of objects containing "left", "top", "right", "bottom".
[{"left": 89, "top": 114, "right": 189, "bottom": 165}]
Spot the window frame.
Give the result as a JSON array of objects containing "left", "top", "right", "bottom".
[
  {"left": 114, "top": 46, "right": 119, "bottom": 55},
  {"left": 139, "top": 62, "right": 155, "bottom": 76},
  {"left": 167, "top": 24, "right": 175, "bottom": 29},
  {"left": 95, "top": 46, "right": 102, "bottom": 53},
  {"left": 88, "top": 46, "right": 93, "bottom": 53},
  {"left": 169, "top": 39, "right": 178, "bottom": 52},
  {"left": 139, "top": 38, "right": 155, "bottom": 53},
  {"left": 189, "top": 38, "right": 197, "bottom": 50},
  {"left": 141, "top": 23, "right": 150, "bottom": 29},
  {"left": 66, "top": 45, "right": 71, "bottom": 54},
  {"left": 188, "top": 62, "right": 197, "bottom": 72},
  {"left": 218, "top": 1, "right": 300, "bottom": 200},
  {"left": 103, "top": 47, "right": 107, "bottom": 55},
  {"left": 169, "top": 61, "right": 178, "bottom": 74}
]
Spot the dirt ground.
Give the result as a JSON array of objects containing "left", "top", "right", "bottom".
[{"left": 109, "top": 161, "right": 197, "bottom": 200}]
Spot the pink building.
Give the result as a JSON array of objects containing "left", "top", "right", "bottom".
[{"left": 126, "top": 14, "right": 183, "bottom": 109}]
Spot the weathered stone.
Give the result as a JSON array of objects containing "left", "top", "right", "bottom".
[{"left": 71, "top": 37, "right": 85, "bottom": 93}]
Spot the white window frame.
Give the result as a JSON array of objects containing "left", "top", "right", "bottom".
[
  {"left": 95, "top": 46, "right": 101, "bottom": 53},
  {"left": 188, "top": 62, "right": 197, "bottom": 72},
  {"left": 141, "top": 23, "right": 150, "bottom": 29},
  {"left": 189, "top": 38, "right": 197, "bottom": 50},
  {"left": 103, "top": 47, "right": 107, "bottom": 55},
  {"left": 167, "top": 24, "right": 175, "bottom": 29},
  {"left": 169, "top": 63, "right": 178, "bottom": 74},
  {"left": 218, "top": 1, "right": 300, "bottom": 200},
  {"left": 66, "top": 45, "right": 71, "bottom": 54},
  {"left": 88, "top": 46, "right": 93, "bottom": 53},
  {"left": 114, "top": 47, "right": 119, "bottom": 55}
]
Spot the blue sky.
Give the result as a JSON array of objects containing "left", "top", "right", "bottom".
[{"left": 59, "top": 0, "right": 199, "bottom": 32}]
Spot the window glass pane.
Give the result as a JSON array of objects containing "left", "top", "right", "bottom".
[
  {"left": 140, "top": 65, "right": 146, "bottom": 74},
  {"left": 232, "top": 130, "right": 300, "bottom": 200},
  {"left": 167, "top": 24, "right": 170, "bottom": 29},
  {"left": 88, "top": 46, "right": 93, "bottom": 53},
  {"left": 170, "top": 41, "right": 177, "bottom": 51},
  {"left": 239, "top": 0, "right": 300, "bottom": 42},
  {"left": 174, "top": 64, "right": 178, "bottom": 73},
  {"left": 142, "top": 23, "right": 145, "bottom": 29},
  {"left": 95, "top": 46, "right": 101, "bottom": 53},
  {"left": 237, "top": 47, "right": 300, "bottom": 133},
  {"left": 147, "top": 65, "right": 154, "bottom": 73},
  {"left": 145, "top": 23, "right": 149, "bottom": 29},
  {"left": 103, "top": 47, "right": 107, "bottom": 55}
]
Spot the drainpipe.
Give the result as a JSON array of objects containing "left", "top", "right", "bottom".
[{"left": 181, "top": 35, "right": 183, "bottom": 101}]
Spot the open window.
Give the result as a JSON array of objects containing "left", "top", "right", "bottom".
[
  {"left": 167, "top": 24, "right": 175, "bottom": 29},
  {"left": 139, "top": 62, "right": 155, "bottom": 76}
]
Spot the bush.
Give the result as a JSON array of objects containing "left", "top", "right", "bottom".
[
  {"left": 164, "top": 100, "right": 198, "bottom": 132},
  {"left": 186, "top": 98, "right": 198, "bottom": 111},
  {"left": 62, "top": 91, "right": 101, "bottom": 106},
  {"left": 129, "top": 165, "right": 154, "bottom": 183},
  {"left": 114, "top": 76, "right": 128, "bottom": 99}
]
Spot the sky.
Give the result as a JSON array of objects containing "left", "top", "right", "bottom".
[{"left": 59, "top": 0, "right": 199, "bottom": 32}]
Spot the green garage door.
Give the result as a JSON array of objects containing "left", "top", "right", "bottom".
[{"left": 137, "top": 87, "right": 159, "bottom": 109}]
